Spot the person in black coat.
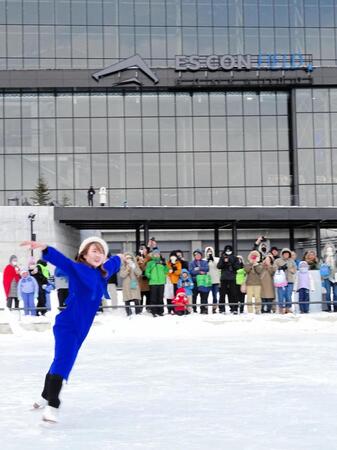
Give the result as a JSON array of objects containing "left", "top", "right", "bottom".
[{"left": 217, "top": 245, "right": 241, "bottom": 314}]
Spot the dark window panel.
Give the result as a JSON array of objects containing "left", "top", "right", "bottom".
[
  {"left": 166, "top": 0, "right": 182, "bottom": 26},
  {"left": 304, "top": 1, "right": 319, "bottom": 27},
  {"left": 151, "top": 0, "right": 165, "bottom": 26},
  {"left": 56, "top": 118, "right": 73, "bottom": 153},
  {"left": 289, "top": 0, "right": 304, "bottom": 27},
  {"left": 22, "top": 118, "right": 38, "bottom": 153},
  {"left": 176, "top": 117, "right": 192, "bottom": 151},
  {"left": 7, "top": 25, "right": 23, "bottom": 57},
  {"left": 103, "top": 0, "right": 118, "bottom": 25},
  {"left": 91, "top": 117, "right": 108, "bottom": 152},
  {"left": 88, "top": 26, "right": 103, "bottom": 59},
  {"left": 87, "top": 0, "right": 103, "bottom": 26},
  {"left": 160, "top": 153, "right": 177, "bottom": 187},
  {"left": 313, "top": 113, "right": 330, "bottom": 147},
  {"left": 23, "top": 0, "right": 38, "bottom": 24},
  {"left": 210, "top": 117, "right": 227, "bottom": 151},
  {"left": 92, "top": 153, "right": 109, "bottom": 187},
  {"left": 159, "top": 117, "right": 176, "bottom": 152},
  {"left": 103, "top": 26, "right": 119, "bottom": 59},
  {"left": 244, "top": 116, "right": 260, "bottom": 150},
  {"left": 71, "top": 0, "right": 87, "bottom": 25},
  {"left": 136, "top": 27, "right": 151, "bottom": 58},
  {"left": 143, "top": 153, "right": 160, "bottom": 187},
  {"left": 211, "top": 152, "right": 228, "bottom": 186},
  {"left": 144, "top": 188, "right": 160, "bottom": 206},
  {"left": 74, "top": 154, "right": 91, "bottom": 189},
  {"left": 40, "top": 26, "right": 55, "bottom": 59},
  {"left": 22, "top": 155, "right": 38, "bottom": 189},
  {"left": 246, "top": 187, "right": 262, "bottom": 206},
  {"left": 55, "top": 0, "right": 71, "bottom": 25},
  {"left": 213, "top": 27, "right": 228, "bottom": 54},
  {"left": 297, "top": 114, "right": 314, "bottom": 148},
  {"left": 109, "top": 154, "right": 126, "bottom": 188},
  {"left": 143, "top": 117, "right": 159, "bottom": 152},
  {"left": 126, "top": 153, "right": 142, "bottom": 188},
  {"left": 74, "top": 118, "right": 90, "bottom": 153},
  {"left": 135, "top": 0, "right": 150, "bottom": 25},
  {"left": 229, "top": 187, "right": 245, "bottom": 206},
  {"left": 39, "top": 0, "right": 55, "bottom": 25},
  {"left": 228, "top": 152, "right": 244, "bottom": 186},
  {"left": 274, "top": 0, "right": 289, "bottom": 27},
  {"left": 72, "top": 26, "right": 88, "bottom": 58},
  {"left": 119, "top": 0, "right": 134, "bottom": 25},
  {"left": 193, "top": 117, "right": 210, "bottom": 152},
  {"left": 39, "top": 118, "right": 55, "bottom": 153},
  {"left": 5, "top": 155, "right": 22, "bottom": 190},
  {"left": 55, "top": 26, "right": 71, "bottom": 58},
  {"left": 40, "top": 154, "right": 56, "bottom": 189},
  {"left": 182, "top": 27, "right": 197, "bottom": 54},
  {"left": 227, "top": 116, "right": 243, "bottom": 151},
  {"left": 244, "top": 0, "right": 258, "bottom": 26},
  {"left": 194, "top": 152, "right": 210, "bottom": 187},
  {"left": 259, "top": 0, "right": 274, "bottom": 27}
]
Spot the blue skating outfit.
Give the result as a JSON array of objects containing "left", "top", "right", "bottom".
[{"left": 42, "top": 246, "right": 121, "bottom": 380}]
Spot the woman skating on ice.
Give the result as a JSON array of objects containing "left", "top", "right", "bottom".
[{"left": 20, "top": 237, "right": 122, "bottom": 423}]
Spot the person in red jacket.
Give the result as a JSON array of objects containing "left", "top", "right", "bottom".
[
  {"left": 3, "top": 255, "right": 21, "bottom": 309},
  {"left": 172, "top": 287, "right": 189, "bottom": 316}
]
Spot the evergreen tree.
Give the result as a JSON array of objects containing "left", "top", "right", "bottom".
[
  {"left": 61, "top": 193, "right": 72, "bottom": 206},
  {"left": 31, "top": 176, "right": 51, "bottom": 205}
]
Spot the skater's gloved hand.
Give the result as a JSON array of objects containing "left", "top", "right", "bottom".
[{"left": 281, "top": 264, "right": 287, "bottom": 271}]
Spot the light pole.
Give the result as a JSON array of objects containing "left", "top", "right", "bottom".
[{"left": 28, "top": 213, "right": 36, "bottom": 256}]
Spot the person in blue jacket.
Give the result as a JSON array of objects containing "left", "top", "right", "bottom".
[{"left": 20, "top": 236, "right": 122, "bottom": 423}]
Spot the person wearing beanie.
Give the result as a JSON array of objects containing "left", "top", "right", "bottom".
[
  {"left": 172, "top": 287, "right": 189, "bottom": 316},
  {"left": 20, "top": 236, "right": 122, "bottom": 424},
  {"left": 273, "top": 248, "right": 297, "bottom": 313},
  {"left": 188, "top": 249, "right": 210, "bottom": 314},
  {"left": 217, "top": 245, "right": 241, "bottom": 314},
  {"left": 293, "top": 261, "right": 315, "bottom": 314},
  {"left": 17, "top": 267, "right": 39, "bottom": 316},
  {"left": 3, "top": 255, "right": 21, "bottom": 310},
  {"left": 145, "top": 247, "right": 168, "bottom": 316}
]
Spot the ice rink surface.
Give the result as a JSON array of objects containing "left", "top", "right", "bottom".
[{"left": 1, "top": 312, "right": 337, "bottom": 450}]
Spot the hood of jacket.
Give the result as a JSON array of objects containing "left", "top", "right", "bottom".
[
  {"left": 204, "top": 246, "right": 215, "bottom": 258},
  {"left": 247, "top": 250, "right": 261, "bottom": 264},
  {"left": 322, "top": 242, "right": 336, "bottom": 259},
  {"left": 281, "top": 248, "right": 292, "bottom": 258}
]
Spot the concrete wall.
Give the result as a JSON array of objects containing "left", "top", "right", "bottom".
[{"left": 0, "top": 206, "right": 80, "bottom": 270}]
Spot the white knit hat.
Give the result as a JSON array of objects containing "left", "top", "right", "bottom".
[{"left": 78, "top": 237, "right": 109, "bottom": 257}]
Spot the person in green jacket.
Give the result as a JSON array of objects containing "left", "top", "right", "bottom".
[{"left": 145, "top": 248, "right": 168, "bottom": 317}]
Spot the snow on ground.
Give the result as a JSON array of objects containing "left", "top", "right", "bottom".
[{"left": 1, "top": 311, "right": 337, "bottom": 450}]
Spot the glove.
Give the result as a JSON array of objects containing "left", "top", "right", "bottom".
[
  {"left": 281, "top": 264, "right": 287, "bottom": 271},
  {"left": 208, "top": 255, "right": 214, "bottom": 261}
]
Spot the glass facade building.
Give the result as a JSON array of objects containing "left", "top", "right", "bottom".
[{"left": 0, "top": 0, "right": 337, "bottom": 207}]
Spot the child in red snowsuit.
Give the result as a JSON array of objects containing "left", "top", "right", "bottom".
[{"left": 172, "top": 287, "right": 189, "bottom": 316}]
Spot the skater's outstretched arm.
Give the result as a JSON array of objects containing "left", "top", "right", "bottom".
[
  {"left": 103, "top": 254, "right": 123, "bottom": 278},
  {"left": 20, "top": 241, "right": 76, "bottom": 275}
]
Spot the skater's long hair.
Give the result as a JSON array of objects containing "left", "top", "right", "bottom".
[{"left": 76, "top": 242, "right": 108, "bottom": 278}]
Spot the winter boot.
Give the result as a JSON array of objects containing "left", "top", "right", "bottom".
[{"left": 42, "top": 405, "right": 59, "bottom": 423}]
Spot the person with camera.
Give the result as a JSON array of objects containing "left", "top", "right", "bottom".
[
  {"left": 204, "top": 246, "right": 220, "bottom": 313},
  {"left": 244, "top": 250, "right": 264, "bottom": 314},
  {"left": 145, "top": 248, "right": 168, "bottom": 317},
  {"left": 217, "top": 245, "right": 241, "bottom": 314},
  {"left": 136, "top": 244, "right": 151, "bottom": 312},
  {"left": 188, "top": 249, "right": 210, "bottom": 314}
]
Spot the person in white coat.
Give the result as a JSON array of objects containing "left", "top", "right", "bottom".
[
  {"left": 204, "top": 246, "right": 220, "bottom": 313},
  {"left": 99, "top": 186, "right": 107, "bottom": 206}
]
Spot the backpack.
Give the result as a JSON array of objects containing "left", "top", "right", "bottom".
[
  {"left": 273, "top": 269, "right": 287, "bottom": 287},
  {"left": 320, "top": 263, "right": 331, "bottom": 279}
]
